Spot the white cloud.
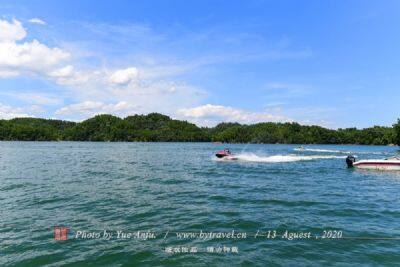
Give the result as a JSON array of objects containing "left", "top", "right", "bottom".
[
  {"left": 55, "top": 101, "right": 138, "bottom": 118},
  {"left": 52, "top": 69, "right": 94, "bottom": 86},
  {"left": 54, "top": 77, "right": 205, "bottom": 120},
  {"left": 28, "top": 18, "right": 46, "bottom": 25},
  {"left": 28, "top": 104, "right": 46, "bottom": 114},
  {"left": 0, "top": 40, "right": 70, "bottom": 76},
  {"left": 177, "top": 104, "right": 291, "bottom": 126},
  {"left": 9, "top": 92, "right": 62, "bottom": 105},
  {"left": 108, "top": 67, "right": 139, "bottom": 85},
  {"left": 263, "top": 82, "right": 311, "bottom": 100},
  {"left": 0, "top": 19, "right": 26, "bottom": 42},
  {"left": 0, "top": 70, "right": 19, "bottom": 77},
  {"left": 48, "top": 65, "right": 74, "bottom": 78},
  {"left": 0, "top": 19, "right": 70, "bottom": 78},
  {"left": 51, "top": 65, "right": 206, "bottom": 119},
  {"left": 0, "top": 103, "right": 30, "bottom": 119}
]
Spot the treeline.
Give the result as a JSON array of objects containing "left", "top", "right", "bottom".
[{"left": 0, "top": 113, "right": 399, "bottom": 145}]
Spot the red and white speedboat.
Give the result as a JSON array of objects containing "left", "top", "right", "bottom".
[
  {"left": 346, "top": 155, "right": 400, "bottom": 171},
  {"left": 215, "top": 149, "right": 238, "bottom": 160}
]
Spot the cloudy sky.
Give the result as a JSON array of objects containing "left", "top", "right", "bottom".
[{"left": 0, "top": 0, "right": 399, "bottom": 128}]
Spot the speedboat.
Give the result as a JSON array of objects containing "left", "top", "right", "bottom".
[
  {"left": 346, "top": 155, "right": 400, "bottom": 170},
  {"left": 215, "top": 149, "right": 238, "bottom": 160}
]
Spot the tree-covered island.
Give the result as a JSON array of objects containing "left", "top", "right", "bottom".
[{"left": 0, "top": 113, "right": 399, "bottom": 145}]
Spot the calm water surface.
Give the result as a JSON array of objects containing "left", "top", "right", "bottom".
[{"left": 1, "top": 142, "right": 400, "bottom": 266}]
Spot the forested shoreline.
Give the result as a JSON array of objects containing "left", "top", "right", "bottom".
[{"left": 0, "top": 113, "right": 399, "bottom": 145}]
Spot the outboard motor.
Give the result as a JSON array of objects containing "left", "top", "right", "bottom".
[{"left": 346, "top": 155, "right": 356, "bottom": 168}]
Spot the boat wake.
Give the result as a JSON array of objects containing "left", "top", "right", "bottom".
[
  {"left": 294, "top": 148, "right": 352, "bottom": 154},
  {"left": 293, "top": 147, "right": 386, "bottom": 155},
  {"left": 217, "top": 153, "right": 345, "bottom": 163}
]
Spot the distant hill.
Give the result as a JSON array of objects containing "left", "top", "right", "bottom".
[{"left": 0, "top": 113, "right": 398, "bottom": 145}]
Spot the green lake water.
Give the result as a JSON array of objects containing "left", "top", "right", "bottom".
[{"left": 1, "top": 142, "right": 400, "bottom": 266}]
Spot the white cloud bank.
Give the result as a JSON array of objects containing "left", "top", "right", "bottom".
[
  {"left": 0, "top": 18, "right": 205, "bottom": 120},
  {"left": 0, "top": 19, "right": 70, "bottom": 78},
  {"left": 55, "top": 101, "right": 138, "bottom": 118},
  {"left": 0, "top": 103, "right": 30, "bottom": 119},
  {"left": 9, "top": 92, "right": 62, "bottom": 106},
  {"left": 0, "top": 18, "right": 305, "bottom": 127},
  {"left": 177, "top": 104, "right": 291, "bottom": 126},
  {"left": 0, "top": 19, "right": 26, "bottom": 42}
]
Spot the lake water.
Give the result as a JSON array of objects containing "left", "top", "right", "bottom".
[{"left": 1, "top": 142, "right": 400, "bottom": 266}]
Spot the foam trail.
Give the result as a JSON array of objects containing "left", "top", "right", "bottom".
[
  {"left": 233, "top": 153, "right": 345, "bottom": 163},
  {"left": 294, "top": 148, "right": 352, "bottom": 154},
  {"left": 293, "top": 148, "right": 388, "bottom": 155}
]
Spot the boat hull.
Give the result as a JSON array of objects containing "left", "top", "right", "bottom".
[
  {"left": 223, "top": 155, "right": 238, "bottom": 160},
  {"left": 353, "top": 161, "right": 400, "bottom": 171},
  {"left": 215, "top": 150, "right": 233, "bottom": 159}
]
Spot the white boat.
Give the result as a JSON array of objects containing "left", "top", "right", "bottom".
[{"left": 346, "top": 155, "right": 400, "bottom": 171}]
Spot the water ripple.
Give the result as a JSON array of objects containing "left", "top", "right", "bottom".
[{"left": 1, "top": 142, "right": 400, "bottom": 265}]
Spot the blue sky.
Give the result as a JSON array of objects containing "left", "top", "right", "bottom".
[{"left": 0, "top": 0, "right": 399, "bottom": 128}]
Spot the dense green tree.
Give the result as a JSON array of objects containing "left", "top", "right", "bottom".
[
  {"left": 64, "top": 114, "right": 125, "bottom": 141},
  {"left": 0, "top": 118, "right": 75, "bottom": 141},
  {"left": 0, "top": 114, "right": 397, "bottom": 145},
  {"left": 393, "top": 119, "right": 400, "bottom": 145}
]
